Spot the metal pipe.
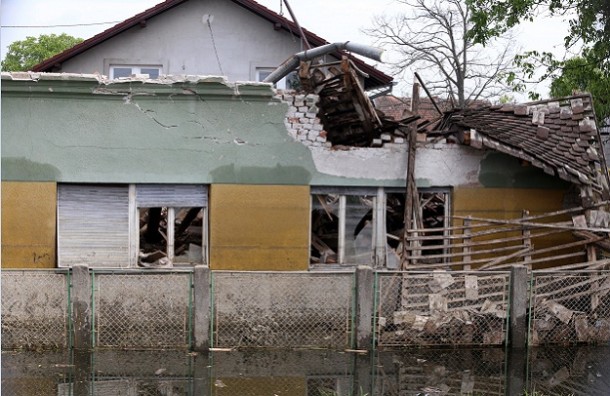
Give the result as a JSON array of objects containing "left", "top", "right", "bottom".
[
  {"left": 282, "top": 0, "right": 310, "bottom": 50},
  {"left": 263, "top": 41, "right": 384, "bottom": 84}
]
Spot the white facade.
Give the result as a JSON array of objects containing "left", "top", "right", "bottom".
[{"left": 58, "top": 0, "right": 333, "bottom": 82}]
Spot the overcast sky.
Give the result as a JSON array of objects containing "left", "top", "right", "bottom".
[{"left": 1, "top": 0, "right": 574, "bottom": 97}]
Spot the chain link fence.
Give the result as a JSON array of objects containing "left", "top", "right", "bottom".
[
  {"left": 92, "top": 271, "right": 192, "bottom": 349},
  {"left": 529, "top": 270, "right": 610, "bottom": 346},
  {"left": 375, "top": 271, "right": 510, "bottom": 347},
  {"left": 373, "top": 348, "right": 507, "bottom": 395},
  {"left": 1, "top": 270, "right": 70, "bottom": 350},
  {"left": 212, "top": 271, "right": 355, "bottom": 349}
]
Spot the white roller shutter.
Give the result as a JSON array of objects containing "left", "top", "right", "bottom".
[
  {"left": 58, "top": 184, "right": 130, "bottom": 268},
  {"left": 136, "top": 184, "right": 207, "bottom": 207}
]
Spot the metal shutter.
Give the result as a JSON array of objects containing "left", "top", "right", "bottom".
[
  {"left": 136, "top": 184, "right": 207, "bottom": 207},
  {"left": 58, "top": 184, "right": 130, "bottom": 268}
]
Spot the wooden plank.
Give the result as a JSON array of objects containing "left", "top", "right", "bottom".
[{"left": 453, "top": 215, "right": 610, "bottom": 233}]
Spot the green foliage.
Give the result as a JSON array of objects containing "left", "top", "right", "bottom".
[
  {"left": 466, "top": 0, "right": 610, "bottom": 73},
  {"left": 550, "top": 57, "right": 610, "bottom": 126},
  {"left": 1, "top": 33, "right": 83, "bottom": 71}
]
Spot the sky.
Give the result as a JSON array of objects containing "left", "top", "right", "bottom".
[{"left": 1, "top": 0, "right": 574, "bottom": 98}]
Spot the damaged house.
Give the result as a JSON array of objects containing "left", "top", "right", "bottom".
[{"left": 2, "top": 1, "right": 609, "bottom": 276}]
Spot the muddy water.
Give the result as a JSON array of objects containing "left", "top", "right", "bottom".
[{"left": 2, "top": 346, "right": 610, "bottom": 395}]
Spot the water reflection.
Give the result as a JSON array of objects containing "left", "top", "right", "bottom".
[{"left": 2, "top": 346, "right": 610, "bottom": 395}]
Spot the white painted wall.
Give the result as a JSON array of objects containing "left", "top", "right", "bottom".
[
  {"left": 308, "top": 143, "right": 485, "bottom": 187},
  {"left": 60, "top": 0, "right": 334, "bottom": 80}
]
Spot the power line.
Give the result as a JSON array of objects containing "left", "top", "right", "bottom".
[{"left": 1, "top": 21, "right": 122, "bottom": 28}]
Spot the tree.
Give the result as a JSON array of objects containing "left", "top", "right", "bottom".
[
  {"left": 467, "top": 0, "right": 610, "bottom": 73},
  {"left": 365, "top": 0, "right": 516, "bottom": 108},
  {"left": 1, "top": 34, "right": 83, "bottom": 72},
  {"left": 550, "top": 57, "right": 610, "bottom": 127}
]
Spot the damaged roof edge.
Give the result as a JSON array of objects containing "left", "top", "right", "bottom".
[{"left": 0, "top": 72, "right": 277, "bottom": 98}]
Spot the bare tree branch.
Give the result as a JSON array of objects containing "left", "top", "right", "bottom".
[{"left": 365, "top": 0, "right": 517, "bottom": 108}]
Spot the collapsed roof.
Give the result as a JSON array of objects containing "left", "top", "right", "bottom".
[{"left": 439, "top": 95, "right": 610, "bottom": 200}]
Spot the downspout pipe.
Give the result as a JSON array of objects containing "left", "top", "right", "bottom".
[{"left": 263, "top": 41, "right": 384, "bottom": 84}]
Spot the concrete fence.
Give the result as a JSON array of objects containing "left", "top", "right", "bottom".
[{"left": 3, "top": 265, "right": 609, "bottom": 351}]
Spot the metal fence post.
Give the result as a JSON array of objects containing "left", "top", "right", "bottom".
[
  {"left": 509, "top": 265, "right": 528, "bottom": 348},
  {"left": 356, "top": 266, "right": 374, "bottom": 350},
  {"left": 193, "top": 265, "right": 211, "bottom": 352},
  {"left": 72, "top": 264, "right": 92, "bottom": 350}
]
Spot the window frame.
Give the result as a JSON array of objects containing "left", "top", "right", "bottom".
[
  {"left": 57, "top": 183, "right": 208, "bottom": 269},
  {"left": 109, "top": 65, "right": 163, "bottom": 79},
  {"left": 254, "top": 67, "right": 299, "bottom": 90},
  {"left": 309, "top": 186, "right": 452, "bottom": 269}
]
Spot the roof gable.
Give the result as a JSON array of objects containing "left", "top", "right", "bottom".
[{"left": 31, "top": 0, "right": 392, "bottom": 89}]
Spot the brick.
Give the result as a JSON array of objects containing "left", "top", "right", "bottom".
[
  {"left": 298, "top": 106, "right": 309, "bottom": 112},
  {"left": 312, "top": 124, "right": 324, "bottom": 131}
]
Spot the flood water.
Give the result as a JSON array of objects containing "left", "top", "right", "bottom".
[{"left": 2, "top": 346, "right": 610, "bottom": 395}]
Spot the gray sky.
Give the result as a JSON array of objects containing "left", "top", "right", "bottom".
[{"left": 1, "top": 0, "right": 573, "bottom": 97}]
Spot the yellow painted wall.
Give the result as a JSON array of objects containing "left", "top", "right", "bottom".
[
  {"left": 209, "top": 184, "right": 310, "bottom": 270},
  {"left": 453, "top": 187, "right": 567, "bottom": 219},
  {"left": 452, "top": 187, "right": 577, "bottom": 269},
  {"left": 1, "top": 182, "right": 57, "bottom": 268}
]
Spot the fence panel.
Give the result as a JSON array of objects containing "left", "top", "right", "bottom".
[
  {"left": 92, "top": 271, "right": 192, "bottom": 349},
  {"left": 212, "top": 271, "right": 354, "bottom": 349},
  {"left": 375, "top": 271, "right": 510, "bottom": 347},
  {"left": 530, "top": 270, "right": 610, "bottom": 345},
  {"left": 1, "top": 270, "right": 70, "bottom": 350}
]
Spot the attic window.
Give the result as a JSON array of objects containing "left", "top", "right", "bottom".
[
  {"left": 255, "top": 67, "right": 299, "bottom": 90},
  {"left": 110, "top": 65, "right": 162, "bottom": 79}
]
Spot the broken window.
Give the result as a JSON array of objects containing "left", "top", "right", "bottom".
[
  {"left": 135, "top": 185, "right": 208, "bottom": 267},
  {"left": 385, "top": 188, "right": 451, "bottom": 267},
  {"left": 57, "top": 183, "right": 208, "bottom": 268},
  {"left": 309, "top": 187, "right": 451, "bottom": 268},
  {"left": 310, "top": 188, "right": 377, "bottom": 266}
]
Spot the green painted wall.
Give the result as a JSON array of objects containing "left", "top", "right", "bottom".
[
  {"left": 478, "top": 152, "right": 571, "bottom": 189},
  {"left": 1, "top": 77, "right": 316, "bottom": 185}
]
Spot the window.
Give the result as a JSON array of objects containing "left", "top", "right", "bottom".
[
  {"left": 255, "top": 67, "right": 300, "bottom": 90},
  {"left": 135, "top": 184, "right": 208, "bottom": 267},
  {"left": 310, "top": 187, "right": 451, "bottom": 268},
  {"left": 310, "top": 187, "right": 379, "bottom": 266},
  {"left": 110, "top": 65, "right": 162, "bottom": 79},
  {"left": 57, "top": 184, "right": 208, "bottom": 268}
]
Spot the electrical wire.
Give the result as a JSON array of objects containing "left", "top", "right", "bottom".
[
  {"left": 206, "top": 19, "right": 225, "bottom": 76},
  {"left": 1, "top": 21, "right": 122, "bottom": 28}
]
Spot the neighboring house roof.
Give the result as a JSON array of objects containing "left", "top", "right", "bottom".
[
  {"left": 374, "top": 95, "right": 478, "bottom": 130},
  {"left": 443, "top": 94, "right": 608, "bottom": 192},
  {"left": 32, "top": 0, "right": 392, "bottom": 90}
]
